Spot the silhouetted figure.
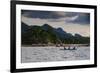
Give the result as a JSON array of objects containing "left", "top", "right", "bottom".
[
  {"left": 68, "top": 46, "right": 70, "bottom": 50},
  {"left": 73, "top": 46, "right": 76, "bottom": 50},
  {"left": 64, "top": 46, "right": 66, "bottom": 50}
]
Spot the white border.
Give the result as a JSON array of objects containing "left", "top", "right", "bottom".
[{"left": 16, "top": 4, "right": 94, "bottom": 69}]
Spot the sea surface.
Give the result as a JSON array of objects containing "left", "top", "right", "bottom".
[{"left": 21, "top": 46, "right": 90, "bottom": 63}]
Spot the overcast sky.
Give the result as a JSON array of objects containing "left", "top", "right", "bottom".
[{"left": 21, "top": 10, "right": 90, "bottom": 37}]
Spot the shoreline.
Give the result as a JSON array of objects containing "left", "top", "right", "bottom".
[{"left": 22, "top": 44, "right": 89, "bottom": 47}]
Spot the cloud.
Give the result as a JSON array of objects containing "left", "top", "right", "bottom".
[
  {"left": 22, "top": 10, "right": 66, "bottom": 19},
  {"left": 47, "top": 15, "right": 79, "bottom": 23},
  {"left": 70, "top": 13, "right": 90, "bottom": 24},
  {"left": 21, "top": 10, "right": 90, "bottom": 25},
  {"left": 54, "top": 12, "right": 67, "bottom": 16}
]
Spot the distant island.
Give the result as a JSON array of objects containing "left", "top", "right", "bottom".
[{"left": 21, "top": 22, "right": 90, "bottom": 46}]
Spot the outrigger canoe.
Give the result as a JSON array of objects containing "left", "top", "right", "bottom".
[{"left": 60, "top": 47, "right": 77, "bottom": 50}]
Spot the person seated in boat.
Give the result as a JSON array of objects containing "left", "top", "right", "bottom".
[
  {"left": 73, "top": 46, "right": 76, "bottom": 50},
  {"left": 68, "top": 46, "right": 70, "bottom": 50},
  {"left": 64, "top": 46, "right": 67, "bottom": 50}
]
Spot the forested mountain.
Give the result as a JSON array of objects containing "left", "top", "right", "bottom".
[{"left": 21, "top": 22, "right": 90, "bottom": 45}]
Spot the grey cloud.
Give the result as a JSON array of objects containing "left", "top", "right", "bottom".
[{"left": 22, "top": 10, "right": 90, "bottom": 25}]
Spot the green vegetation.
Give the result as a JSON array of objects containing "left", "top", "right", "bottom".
[{"left": 21, "top": 22, "right": 90, "bottom": 45}]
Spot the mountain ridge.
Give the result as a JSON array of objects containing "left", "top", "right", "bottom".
[{"left": 21, "top": 22, "right": 90, "bottom": 45}]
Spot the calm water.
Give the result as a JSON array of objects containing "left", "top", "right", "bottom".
[{"left": 21, "top": 46, "right": 90, "bottom": 63}]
